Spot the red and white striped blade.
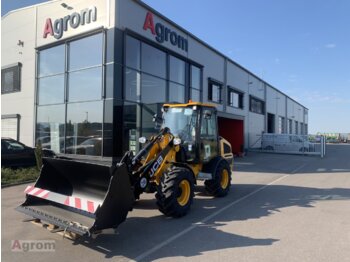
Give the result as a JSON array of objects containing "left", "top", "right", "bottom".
[{"left": 24, "top": 185, "right": 101, "bottom": 214}]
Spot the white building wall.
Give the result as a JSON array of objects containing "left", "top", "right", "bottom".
[
  {"left": 36, "top": 0, "right": 110, "bottom": 46},
  {"left": 187, "top": 37, "right": 225, "bottom": 111},
  {"left": 1, "top": 0, "right": 111, "bottom": 146},
  {"left": 248, "top": 75, "right": 264, "bottom": 100},
  {"left": 117, "top": 0, "right": 188, "bottom": 57},
  {"left": 226, "top": 62, "right": 248, "bottom": 117},
  {"left": 266, "top": 86, "right": 287, "bottom": 133},
  {"left": 248, "top": 113, "right": 265, "bottom": 148},
  {"left": 2, "top": 0, "right": 308, "bottom": 150},
  {"left": 1, "top": 8, "right": 37, "bottom": 146}
]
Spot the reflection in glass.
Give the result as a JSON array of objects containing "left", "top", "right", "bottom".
[
  {"left": 169, "top": 56, "right": 185, "bottom": 84},
  {"left": 69, "top": 33, "right": 103, "bottom": 71},
  {"left": 169, "top": 82, "right": 185, "bottom": 103},
  {"left": 142, "top": 103, "right": 162, "bottom": 141},
  {"left": 141, "top": 43, "right": 166, "bottom": 78},
  {"left": 66, "top": 101, "right": 103, "bottom": 156},
  {"left": 191, "top": 88, "right": 200, "bottom": 102},
  {"left": 103, "top": 99, "right": 113, "bottom": 157},
  {"left": 38, "top": 75, "right": 65, "bottom": 105},
  {"left": 68, "top": 67, "right": 102, "bottom": 102},
  {"left": 126, "top": 36, "right": 141, "bottom": 70},
  {"left": 141, "top": 74, "right": 166, "bottom": 104},
  {"left": 125, "top": 68, "right": 140, "bottom": 102},
  {"left": 105, "top": 64, "right": 114, "bottom": 99},
  {"left": 36, "top": 105, "right": 65, "bottom": 153},
  {"left": 39, "top": 45, "right": 65, "bottom": 77},
  {"left": 191, "top": 65, "right": 201, "bottom": 89}
]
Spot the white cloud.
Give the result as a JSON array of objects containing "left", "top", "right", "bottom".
[{"left": 324, "top": 43, "right": 336, "bottom": 48}]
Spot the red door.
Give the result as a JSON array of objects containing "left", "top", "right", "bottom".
[{"left": 218, "top": 118, "right": 244, "bottom": 155}]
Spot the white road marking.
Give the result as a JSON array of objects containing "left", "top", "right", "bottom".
[
  {"left": 131, "top": 174, "right": 290, "bottom": 262},
  {"left": 291, "top": 163, "right": 307, "bottom": 174}
]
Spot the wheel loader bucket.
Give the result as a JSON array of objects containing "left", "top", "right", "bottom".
[{"left": 16, "top": 157, "right": 134, "bottom": 236}]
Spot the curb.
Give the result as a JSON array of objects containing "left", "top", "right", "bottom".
[{"left": 1, "top": 180, "right": 36, "bottom": 189}]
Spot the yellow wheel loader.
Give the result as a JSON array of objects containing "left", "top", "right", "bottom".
[{"left": 16, "top": 102, "right": 233, "bottom": 236}]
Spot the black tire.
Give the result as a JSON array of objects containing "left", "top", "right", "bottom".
[
  {"left": 205, "top": 160, "right": 231, "bottom": 197},
  {"left": 155, "top": 167, "right": 195, "bottom": 217}
]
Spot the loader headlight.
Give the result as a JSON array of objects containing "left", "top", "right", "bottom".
[
  {"left": 139, "top": 137, "right": 147, "bottom": 144},
  {"left": 173, "top": 137, "right": 182, "bottom": 145}
]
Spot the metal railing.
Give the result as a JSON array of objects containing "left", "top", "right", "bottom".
[{"left": 250, "top": 133, "right": 326, "bottom": 157}]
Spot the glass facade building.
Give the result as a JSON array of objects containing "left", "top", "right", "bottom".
[{"left": 35, "top": 30, "right": 202, "bottom": 159}]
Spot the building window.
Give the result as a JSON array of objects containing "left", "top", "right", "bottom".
[
  {"left": 278, "top": 116, "right": 285, "bottom": 134},
  {"left": 208, "top": 79, "right": 222, "bottom": 103},
  {"left": 39, "top": 45, "right": 64, "bottom": 77},
  {"left": 169, "top": 56, "right": 185, "bottom": 103},
  {"left": 169, "top": 82, "right": 185, "bottom": 103},
  {"left": 69, "top": 33, "right": 103, "bottom": 71},
  {"left": 66, "top": 101, "right": 103, "bottom": 156},
  {"left": 305, "top": 124, "right": 308, "bottom": 135},
  {"left": 141, "top": 43, "right": 166, "bottom": 78},
  {"left": 300, "top": 123, "right": 304, "bottom": 135},
  {"left": 249, "top": 96, "right": 265, "bottom": 114},
  {"left": 169, "top": 56, "right": 185, "bottom": 85},
  {"left": 36, "top": 105, "right": 65, "bottom": 153},
  {"left": 288, "top": 119, "right": 293, "bottom": 134},
  {"left": 227, "top": 87, "right": 243, "bottom": 109},
  {"left": 190, "top": 65, "right": 202, "bottom": 102},
  {"left": 1, "top": 114, "right": 20, "bottom": 140},
  {"left": 141, "top": 74, "right": 166, "bottom": 103},
  {"left": 1, "top": 63, "right": 21, "bottom": 94},
  {"left": 36, "top": 32, "right": 105, "bottom": 157},
  {"left": 38, "top": 75, "right": 65, "bottom": 105},
  {"left": 125, "top": 35, "right": 141, "bottom": 70},
  {"left": 295, "top": 121, "right": 298, "bottom": 134}
]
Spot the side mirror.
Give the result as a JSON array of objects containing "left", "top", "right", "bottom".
[{"left": 204, "top": 110, "right": 212, "bottom": 119}]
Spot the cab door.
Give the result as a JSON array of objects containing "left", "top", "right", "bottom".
[{"left": 199, "top": 108, "right": 219, "bottom": 162}]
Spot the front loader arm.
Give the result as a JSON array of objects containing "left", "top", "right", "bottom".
[{"left": 125, "top": 128, "right": 179, "bottom": 195}]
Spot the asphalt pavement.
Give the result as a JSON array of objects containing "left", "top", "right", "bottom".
[{"left": 2, "top": 144, "right": 350, "bottom": 262}]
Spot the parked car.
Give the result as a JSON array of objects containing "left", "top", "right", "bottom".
[
  {"left": 1, "top": 138, "right": 55, "bottom": 168},
  {"left": 65, "top": 137, "right": 102, "bottom": 156}
]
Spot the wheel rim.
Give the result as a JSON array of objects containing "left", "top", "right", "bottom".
[
  {"left": 220, "top": 169, "right": 229, "bottom": 189},
  {"left": 177, "top": 180, "right": 190, "bottom": 206}
]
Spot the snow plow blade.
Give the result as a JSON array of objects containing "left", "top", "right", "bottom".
[{"left": 16, "top": 157, "right": 134, "bottom": 236}]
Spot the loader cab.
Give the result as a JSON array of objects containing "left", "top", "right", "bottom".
[{"left": 162, "top": 103, "right": 219, "bottom": 164}]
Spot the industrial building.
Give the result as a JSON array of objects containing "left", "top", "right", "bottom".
[{"left": 1, "top": 0, "right": 308, "bottom": 160}]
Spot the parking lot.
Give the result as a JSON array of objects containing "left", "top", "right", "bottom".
[{"left": 2, "top": 144, "right": 350, "bottom": 262}]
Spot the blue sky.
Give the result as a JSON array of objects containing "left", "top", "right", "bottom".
[{"left": 2, "top": 0, "right": 350, "bottom": 133}]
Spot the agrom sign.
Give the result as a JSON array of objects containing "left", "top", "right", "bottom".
[
  {"left": 43, "top": 6, "right": 97, "bottom": 39},
  {"left": 143, "top": 12, "right": 188, "bottom": 52}
]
